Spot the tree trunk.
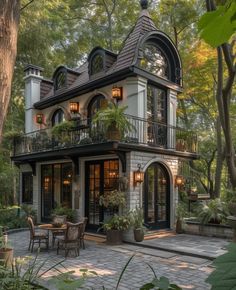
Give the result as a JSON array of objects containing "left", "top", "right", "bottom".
[{"left": 0, "top": 1, "right": 20, "bottom": 143}]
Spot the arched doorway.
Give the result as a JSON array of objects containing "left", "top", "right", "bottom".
[{"left": 143, "top": 162, "right": 170, "bottom": 229}]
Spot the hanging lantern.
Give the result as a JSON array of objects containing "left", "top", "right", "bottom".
[
  {"left": 134, "top": 164, "right": 144, "bottom": 184},
  {"left": 175, "top": 175, "right": 184, "bottom": 188},
  {"left": 112, "top": 86, "right": 123, "bottom": 101},
  {"left": 69, "top": 102, "right": 80, "bottom": 114},
  {"left": 36, "top": 113, "right": 44, "bottom": 124}
]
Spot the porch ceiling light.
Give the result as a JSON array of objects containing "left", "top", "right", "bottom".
[
  {"left": 112, "top": 86, "right": 123, "bottom": 101},
  {"left": 36, "top": 113, "right": 44, "bottom": 124},
  {"left": 175, "top": 175, "right": 184, "bottom": 188},
  {"left": 134, "top": 164, "right": 144, "bottom": 184},
  {"left": 69, "top": 102, "right": 80, "bottom": 114}
]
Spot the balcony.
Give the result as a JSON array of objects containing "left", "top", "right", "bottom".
[{"left": 12, "top": 115, "right": 197, "bottom": 157}]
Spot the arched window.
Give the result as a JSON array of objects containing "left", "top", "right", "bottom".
[
  {"left": 55, "top": 70, "right": 67, "bottom": 90},
  {"left": 91, "top": 54, "right": 104, "bottom": 75},
  {"left": 87, "top": 95, "right": 106, "bottom": 120},
  {"left": 52, "top": 109, "right": 65, "bottom": 126},
  {"left": 140, "top": 43, "right": 169, "bottom": 78}
]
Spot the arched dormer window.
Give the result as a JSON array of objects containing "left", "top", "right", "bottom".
[
  {"left": 53, "top": 67, "right": 67, "bottom": 91},
  {"left": 91, "top": 54, "right": 104, "bottom": 75},
  {"left": 140, "top": 43, "right": 169, "bottom": 78},
  {"left": 52, "top": 109, "right": 65, "bottom": 126},
  {"left": 88, "top": 95, "right": 106, "bottom": 120}
]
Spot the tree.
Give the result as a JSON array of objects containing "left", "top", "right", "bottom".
[{"left": 0, "top": 1, "right": 20, "bottom": 144}]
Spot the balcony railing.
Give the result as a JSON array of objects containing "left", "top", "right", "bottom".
[{"left": 13, "top": 115, "right": 197, "bottom": 156}]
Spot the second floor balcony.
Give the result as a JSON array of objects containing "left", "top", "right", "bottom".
[{"left": 13, "top": 115, "right": 197, "bottom": 157}]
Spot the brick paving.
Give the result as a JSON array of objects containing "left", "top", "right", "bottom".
[{"left": 8, "top": 230, "right": 219, "bottom": 289}]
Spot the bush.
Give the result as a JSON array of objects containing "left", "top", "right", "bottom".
[
  {"left": 52, "top": 206, "right": 77, "bottom": 222},
  {"left": 101, "top": 214, "right": 131, "bottom": 231},
  {"left": 198, "top": 199, "right": 229, "bottom": 224}
]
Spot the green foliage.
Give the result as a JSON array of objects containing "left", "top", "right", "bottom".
[
  {"left": 101, "top": 214, "right": 131, "bottom": 231},
  {"left": 206, "top": 243, "right": 236, "bottom": 290},
  {"left": 129, "top": 207, "right": 145, "bottom": 229},
  {"left": 176, "top": 203, "right": 188, "bottom": 220},
  {"left": 198, "top": 0, "right": 236, "bottom": 47},
  {"left": 198, "top": 199, "right": 229, "bottom": 224},
  {"left": 99, "top": 190, "right": 126, "bottom": 208},
  {"left": 52, "top": 206, "right": 77, "bottom": 222},
  {"left": 92, "top": 102, "right": 134, "bottom": 137},
  {"left": 141, "top": 276, "right": 182, "bottom": 290}
]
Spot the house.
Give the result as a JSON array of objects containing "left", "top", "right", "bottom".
[{"left": 12, "top": 0, "right": 197, "bottom": 231}]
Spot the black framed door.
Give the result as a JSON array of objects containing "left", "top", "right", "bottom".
[
  {"left": 143, "top": 162, "right": 170, "bottom": 229},
  {"left": 85, "top": 159, "right": 119, "bottom": 230}
]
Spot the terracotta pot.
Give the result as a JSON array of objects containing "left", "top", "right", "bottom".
[
  {"left": 0, "top": 248, "right": 13, "bottom": 267},
  {"left": 134, "top": 228, "right": 144, "bottom": 242},
  {"left": 106, "top": 230, "right": 123, "bottom": 245},
  {"left": 106, "top": 125, "right": 121, "bottom": 141},
  {"left": 176, "top": 219, "right": 183, "bottom": 234}
]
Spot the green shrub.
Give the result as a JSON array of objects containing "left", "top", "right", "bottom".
[
  {"left": 52, "top": 206, "right": 77, "bottom": 222},
  {"left": 101, "top": 214, "right": 131, "bottom": 231},
  {"left": 198, "top": 199, "right": 229, "bottom": 224}
]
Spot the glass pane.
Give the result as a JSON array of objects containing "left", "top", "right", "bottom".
[
  {"left": 89, "top": 164, "right": 100, "bottom": 226},
  {"left": 147, "top": 165, "right": 155, "bottom": 223},
  {"left": 22, "top": 173, "right": 33, "bottom": 204},
  {"left": 91, "top": 54, "right": 103, "bottom": 75},
  {"left": 42, "top": 165, "right": 53, "bottom": 218},
  {"left": 157, "top": 168, "right": 167, "bottom": 222},
  {"left": 61, "top": 163, "right": 72, "bottom": 208},
  {"left": 53, "top": 164, "right": 61, "bottom": 208}
]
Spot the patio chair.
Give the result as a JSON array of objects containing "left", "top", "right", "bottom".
[
  {"left": 27, "top": 217, "right": 49, "bottom": 253},
  {"left": 80, "top": 217, "right": 88, "bottom": 249},
  {"left": 56, "top": 222, "right": 83, "bottom": 257},
  {"left": 52, "top": 215, "right": 67, "bottom": 247}
]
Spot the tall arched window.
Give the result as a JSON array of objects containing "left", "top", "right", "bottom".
[
  {"left": 87, "top": 95, "right": 106, "bottom": 120},
  {"left": 52, "top": 109, "right": 65, "bottom": 126},
  {"left": 91, "top": 54, "right": 104, "bottom": 75},
  {"left": 140, "top": 43, "right": 169, "bottom": 78}
]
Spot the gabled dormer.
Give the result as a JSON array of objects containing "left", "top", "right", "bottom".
[{"left": 53, "top": 66, "right": 80, "bottom": 92}]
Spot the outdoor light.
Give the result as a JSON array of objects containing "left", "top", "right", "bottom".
[
  {"left": 134, "top": 164, "right": 144, "bottom": 184},
  {"left": 112, "top": 86, "right": 123, "bottom": 101},
  {"left": 69, "top": 102, "right": 80, "bottom": 114},
  {"left": 175, "top": 175, "right": 184, "bottom": 188},
  {"left": 36, "top": 113, "right": 44, "bottom": 124}
]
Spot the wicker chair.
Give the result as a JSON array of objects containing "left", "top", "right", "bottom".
[
  {"left": 56, "top": 222, "right": 83, "bottom": 257},
  {"left": 80, "top": 217, "right": 88, "bottom": 249},
  {"left": 27, "top": 217, "right": 49, "bottom": 252},
  {"left": 52, "top": 215, "right": 67, "bottom": 247}
]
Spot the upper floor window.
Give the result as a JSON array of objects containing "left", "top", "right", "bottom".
[
  {"left": 88, "top": 95, "right": 106, "bottom": 119},
  {"left": 91, "top": 54, "right": 104, "bottom": 75},
  {"left": 140, "top": 43, "right": 169, "bottom": 78},
  {"left": 55, "top": 70, "right": 67, "bottom": 90},
  {"left": 52, "top": 109, "right": 65, "bottom": 126}
]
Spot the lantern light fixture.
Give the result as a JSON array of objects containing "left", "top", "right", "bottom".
[
  {"left": 134, "top": 164, "right": 144, "bottom": 185},
  {"left": 175, "top": 175, "right": 184, "bottom": 188},
  {"left": 69, "top": 102, "right": 80, "bottom": 114},
  {"left": 36, "top": 113, "right": 44, "bottom": 124},
  {"left": 112, "top": 86, "right": 123, "bottom": 101}
]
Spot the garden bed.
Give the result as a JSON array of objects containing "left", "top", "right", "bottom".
[{"left": 184, "top": 218, "right": 233, "bottom": 239}]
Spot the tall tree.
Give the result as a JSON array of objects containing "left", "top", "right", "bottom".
[{"left": 0, "top": 1, "right": 20, "bottom": 144}]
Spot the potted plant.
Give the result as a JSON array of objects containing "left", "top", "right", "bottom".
[
  {"left": 52, "top": 206, "right": 77, "bottom": 222},
  {"left": 129, "top": 207, "right": 145, "bottom": 242},
  {"left": 51, "top": 120, "right": 76, "bottom": 145},
  {"left": 0, "top": 226, "right": 13, "bottom": 267},
  {"left": 101, "top": 214, "right": 131, "bottom": 245},
  {"left": 175, "top": 203, "right": 188, "bottom": 234},
  {"left": 92, "top": 102, "right": 134, "bottom": 141}
]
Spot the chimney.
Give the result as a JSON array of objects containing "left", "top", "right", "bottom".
[{"left": 24, "top": 64, "right": 44, "bottom": 133}]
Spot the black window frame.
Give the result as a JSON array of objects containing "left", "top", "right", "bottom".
[
  {"left": 54, "top": 68, "right": 67, "bottom": 91},
  {"left": 22, "top": 172, "right": 33, "bottom": 204},
  {"left": 51, "top": 109, "right": 65, "bottom": 127}
]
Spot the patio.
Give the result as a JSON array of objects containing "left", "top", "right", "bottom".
[{"left": 8, "top": 230, "right": 227, "bottom": 290}]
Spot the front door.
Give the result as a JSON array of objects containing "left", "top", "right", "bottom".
[
  {"left": 85, "top": 159, "right": 119, "bottom": 230},
  {"left": 143, "top": 162, "right": 170, "bottom": 229}
]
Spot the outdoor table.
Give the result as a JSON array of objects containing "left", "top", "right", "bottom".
[{"left": 38, "top": 224, "right": 67, "bottom": 248}]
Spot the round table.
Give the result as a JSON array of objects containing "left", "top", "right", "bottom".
[{"left": 38, "top": 224, "right": 67, "bottom": 248}]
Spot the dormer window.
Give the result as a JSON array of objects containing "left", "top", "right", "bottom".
[
  {"left": 140, "top": 43, "right": 169, "bottom": 78},
  {"left": 91, "top": 54, "right": 104, "bottom": 75},
  {"left": 53, "top": 67, "right": 67, "bottom": 91}
]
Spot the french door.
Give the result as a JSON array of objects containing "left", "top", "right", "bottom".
[
  {"left": 143, "top": 162, "right": 170, "bottom": 229},
  {"left": 85, "top": 159, "right": 119, "bottom": 230}
]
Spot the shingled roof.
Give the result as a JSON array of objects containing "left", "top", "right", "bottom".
[{"left": 110, "top": 8, "right": 157, "bottom": 72}]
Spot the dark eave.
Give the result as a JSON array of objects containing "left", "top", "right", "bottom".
[
  {"left": 132, "top": 66, "right": 183, "bottom": 93},
  {"left": 34, "top": 67, "right": 136, "bottom": 109}
]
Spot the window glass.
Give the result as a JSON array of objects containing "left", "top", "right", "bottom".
[
  {"left": 91, "top": 54, "right": 104, "bottom": 75},
  {"left": 55, "top": 71, "right": 66, "bottom": 90},
  {"left": 140, "top": 43, "right": 169, "bottom": 78},
  {"left": 87, "top": 95, "right": 106, "bottom": 120},
  {"left": 147, "top": 85, "right": 167, "bottom": 123},
  {"left": 52, "top": 109, "right": 65, "bottom": 126},
  {"left": 22, "top": 172, "right": 33, "bottom": 204}
]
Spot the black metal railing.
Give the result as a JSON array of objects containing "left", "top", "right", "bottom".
[{"left": 13, "top": 115, "right": 197, "bottom": 156}]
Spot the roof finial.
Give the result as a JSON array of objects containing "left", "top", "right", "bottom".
[{"left": 140, "top": 0, "right": 148, "bottom": 9}]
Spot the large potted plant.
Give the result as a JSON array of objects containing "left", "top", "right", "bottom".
[
  {"left": 175, "top": 203, "right": 187, "bottom": 234},
  {"left": 101, "top": 214, "right": 131, "bottom": 245},
  {"left": 92, "top": 102, "right": 134, "bottom": 141},
  {"left": 0, "top": 226, "right": 13, "bottom": 267},
  {"left": 129, "top": 207, "right": 145, "bottom": 242}
]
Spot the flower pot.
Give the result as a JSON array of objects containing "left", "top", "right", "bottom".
[
  {"left": 134, "top": 228, "right": 144, "bottom": 242},
  {"left": 176, "top": 219, "right": 183, "bottom": 234},
  {"left": 106, "top": 229, "right": 123, "bottom": 245},
  {"left": 0, "top": 248, "right": 13, "bottom": 267},
  {"left": 106, "top": 124, "right": 121, "bottom": 141}
]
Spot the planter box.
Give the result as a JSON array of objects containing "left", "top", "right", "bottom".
[{"left": 184, "top": 219, "right": 233, "bottom": 239}]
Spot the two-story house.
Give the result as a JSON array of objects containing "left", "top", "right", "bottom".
[{"left": 12, "top": 0, "right": 197, "bottom": 232}]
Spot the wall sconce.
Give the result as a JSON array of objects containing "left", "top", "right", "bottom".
[
  {"left": 175, "top": 175, "right": 184, "bottom": 188},
  {"left": 112, "top": 86, "right": 123, "bottom": 101},
  {"left": 134, "top": 164, "right": 144, "bottom": 185},
  {"left": 36, "top": 113, "right": 44, "bottom": 124},
  {"left": 69, "top": 102, "right": 80, "bottom": 114}
]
